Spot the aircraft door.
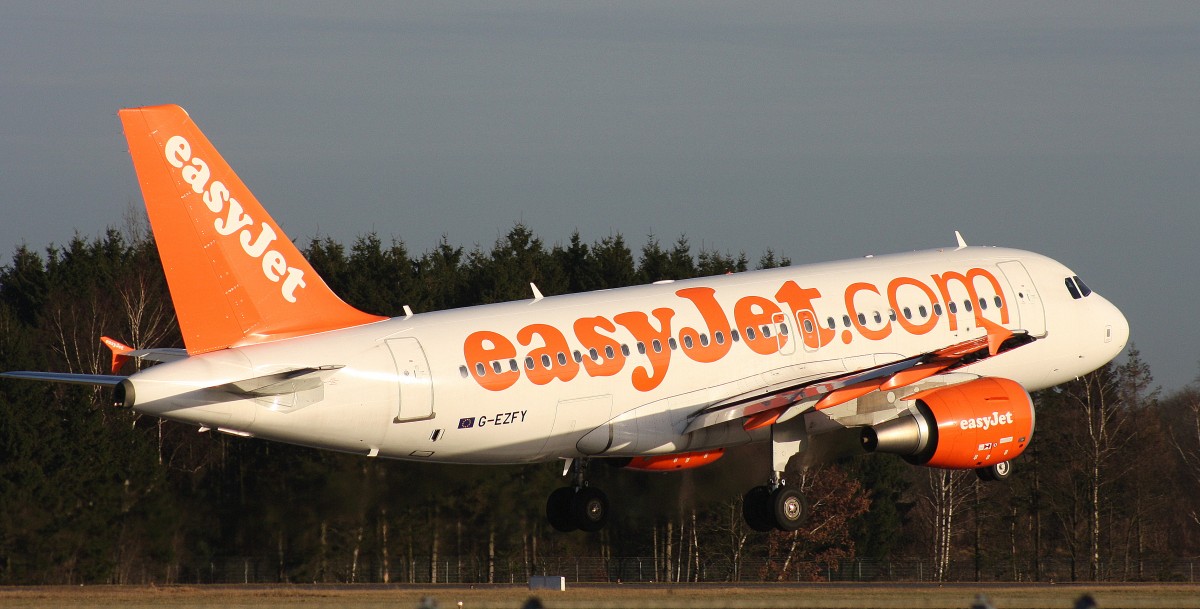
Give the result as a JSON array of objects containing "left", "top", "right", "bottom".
[
  {"left": 997, "top": 261, "right": 1047, "bottom": 337},
  {"left": 387, "top": 337, "right": 435, "bottom": 423},
  {"left": 794, "top": 308, "right": 824, "bottom": 353}
]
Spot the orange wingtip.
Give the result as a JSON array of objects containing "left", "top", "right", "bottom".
[
  {"left": 979, "top": 317, "right": 1015, "bottom": 356},
  {"left": 118, "top": 105, "right": 384, "bottom": 354}
]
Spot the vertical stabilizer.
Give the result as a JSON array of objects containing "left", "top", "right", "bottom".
[{"left": 119, "top": 105, "right": 384, "bottom": 354}]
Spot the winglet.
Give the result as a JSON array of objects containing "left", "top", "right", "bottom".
[
  {"left": 101, "top": 336, "right": 133, "bottom": 374},
  {"left": 979, "top": 317, "right": 1015, "bottom": 356},
  {"left": 118, "top": 105, "right": 385, "bottom": 354},
  {"left": 954, "top": 231, "right": 968, "bottom": 249}
]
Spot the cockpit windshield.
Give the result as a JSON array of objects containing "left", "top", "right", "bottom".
[{"left": 1065, "top": 275, "right": 1093, "bottom": 300}]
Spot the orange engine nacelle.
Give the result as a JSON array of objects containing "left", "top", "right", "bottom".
[
  {"left": 860, "top": 377, "right": 1034, "bottom": 469},
  {"left": 624, "top": 449, "right": 725, "bottom": 472}
]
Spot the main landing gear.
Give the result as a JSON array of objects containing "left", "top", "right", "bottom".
[
  {"left": 742, "top": 416, "right": 810, "bottom": 532},
  {"left": 546, "top": 458, "right": 609, "bottom": 533},
  {"left": 742, "top": 479, "right": 808, "bottom": 532}
]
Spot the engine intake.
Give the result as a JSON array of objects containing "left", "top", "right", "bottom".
[{"left": 860, "top": 377, "right": 1034, "bottom": 469}]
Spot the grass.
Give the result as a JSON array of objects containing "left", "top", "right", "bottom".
[{"left": 2, "top": 583, "right": 1199, "bottom": 609}]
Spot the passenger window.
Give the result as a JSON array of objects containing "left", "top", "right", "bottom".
[
  {"left": 653, "top": 339, "right": 663, "bottom": 353},
  {"left": 888, "top": 309, "right": 897, "bottom": 322},
  {"left": 509, "top": 359, "right": 518, "bottom": 372},
  {"left": 746, "top": 327, "right": 757, "bottom": 340},
  {"left": 964, "top": 300, "right": 973, "bottom": 312},
  {"left": 857, "top": 313, "right": 867, "bottom": 326},
  {"left": 949, "top": 301, "right": 958, "bottom": 314},
  {"left": 933, "top": 304, "right": 942, "bottom": 316},
  {"left": 525, "top": 357, "right": 535, "bottom": 370},
  {"left": 621, "top": 344, "right": 631, "bottom": 357},
  {"left": 873, "top": 311, "right": 882, "bottom": 324},
  {"left": 918, "top": 305, "right": 927, "bottom": 318},
  {"left": 605, "top": 345, "right": 615, "bottom": 359},
  {"left": 541, "top": 354, "right": 552, "bottom": 368},
  {"left": 778, "top": 324, "right": 788, "bottom": 336},
  {"left": 715, "top": 331, "right": 726, "bottom": 344},
  {"left": 637, "top": 342, "right": 646, "bottom": 355},
  {"left": 700, "top": 333, "right": 710, "bottom": 346},
  {"left": 476, "top": 363, "right": 487, "bottom": 376},
  {"left": 669, "top": 338, "right": 679, "bottom": 350},
  {"left": 492, "top": 361, "right": 502, "bottom": 374},
  {"left": 731, "top": 329, "right": 741, "bottom": 342},
  {"left": 826, "top": 317, "right": 836, "bottom": 330},
  {"left": 761, "top": 325, "right": 771, "bottom": 338},
  {"left": 994, "top": 296, "right": 1003, "bottom": 308},
  {"left": 557, "top": 352, "right": 567, "bottom": 366},
  {"left": 683, "top": 335, "right": 694, "bottom": 349},
  {"left": 573, "top": 350, "right": 583, "bottom": 363},
  {"left": 589, "top": 348, "right": 599, "bottom": 361},
  {"left": 803, "top": 319, "right": 814, "bottom": 333},
  {"left": 979, "top": 298, "right": 987, "bottom": 310},
  {"left": 459, "top": 365, "right": 469, "bottom": 378},
  {"left": 903, "top": 307, "right": 912, "bottom": 320},
  {"left": 842, "top": 315, "right": 851, "bottom": 328}
]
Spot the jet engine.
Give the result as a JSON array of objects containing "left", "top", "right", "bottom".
[{"left": 860, "top": 377, "right": 1034, "bottom": 469}]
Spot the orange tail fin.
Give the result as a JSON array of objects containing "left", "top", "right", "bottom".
[{"left": 118, "top": 105, "right": 384, "bottom": 354}]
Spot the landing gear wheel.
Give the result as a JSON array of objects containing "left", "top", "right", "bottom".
[
  {"left": 771, "top": 487, "right": 808, "bottom": 532},
  {"left": 570, "top": 486, "right": 609, "bottom": 532},
  {"left": 546, "top": 487, "right": 578, "bottom": 532},
  {"left": 975, "top": 460, "right": 1013, "bottom": 482},
  {"left": 742, "top": 486, "right": 775, "bottom": 533}
]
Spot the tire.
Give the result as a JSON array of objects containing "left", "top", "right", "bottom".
[
  {"left": 742, "top": 486, "right": 775, "bottom": 533},
  {"left": 976, "top": 460, "right": 1012, "bottom": 482},
  {"left": 571, "top": 486, "right": 609, "bottom": 533},
  {"left": 546, "top": 487, "right": 578, "bottom": 532},
  {"left": 771, "top": 487, "right": 808, "bottom": 532}
]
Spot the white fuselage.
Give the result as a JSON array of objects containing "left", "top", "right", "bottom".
[{"left": 125, "top": 246, "right": 1128, "bottom": 464}]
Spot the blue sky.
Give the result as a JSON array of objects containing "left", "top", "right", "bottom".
[{"left": 2, "top": 2, "right": 1198, "bottom": 390}]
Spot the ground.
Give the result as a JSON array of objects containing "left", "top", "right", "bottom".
[{"left": 2, "top": 583, "right": 1199, "bottom": 609}]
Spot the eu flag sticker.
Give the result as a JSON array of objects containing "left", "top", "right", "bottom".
[{"left": 458, "top": 417, "right": 475, "bottom": 429}]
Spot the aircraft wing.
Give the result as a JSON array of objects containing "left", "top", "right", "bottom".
[{"left": 684, "top": 320, "right": 1035, "bottom": 434}]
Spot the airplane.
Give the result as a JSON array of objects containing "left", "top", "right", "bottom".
[{"left": 2, "top": 104, "right": 1129, "bottom": 534}]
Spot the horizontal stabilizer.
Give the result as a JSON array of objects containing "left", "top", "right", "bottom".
[
  {"left": 0, "top": 371, "right": 127, "bottom": 386},
  {"left": 214, "top": 366, "right": 343, "bottom": 397}
]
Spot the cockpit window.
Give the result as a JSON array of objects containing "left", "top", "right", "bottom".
[
  {"left": 1065, "top": 277, "right": 1082, "bottom": 300},
  {"left": 1073, "top": 275, "right": 1093, "bottom": 297}
]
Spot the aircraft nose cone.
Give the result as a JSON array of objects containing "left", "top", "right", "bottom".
[{"left": 1102, "top": 297, "right": 1130, "bottom": 354}]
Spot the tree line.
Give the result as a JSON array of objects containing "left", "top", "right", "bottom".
[{"left": 0, "top": 224, "right": 1197, "bottom": 585}]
